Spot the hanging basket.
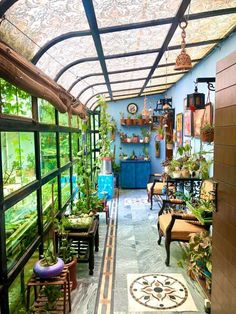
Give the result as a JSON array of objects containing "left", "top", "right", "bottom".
[{"left": 201, "top": 129, "right": 214, "bottom": 143}]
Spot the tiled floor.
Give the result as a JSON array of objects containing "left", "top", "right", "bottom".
[{"left": 71, "top": 189, "right": 207, "bottom": 314}]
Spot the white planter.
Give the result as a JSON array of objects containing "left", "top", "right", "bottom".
[
  {"left": 127, "top": 138, "right": 131, "bottom": 143},
  {"left": 172, "top": 171, "right": 182, "bottom": 178}
]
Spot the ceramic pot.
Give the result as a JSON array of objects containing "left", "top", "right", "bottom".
[
  {"left": 66, "top": 258, "right": 77, "bottom": 290},
  {"left": 172, "top": 171, "right": 182, "bottom": 178},
  {"left": 181, "top": 169, "right": 190, "bottom": 178},
  {"left": 33, "top": 258, "right": 64, "bottom": 278}
]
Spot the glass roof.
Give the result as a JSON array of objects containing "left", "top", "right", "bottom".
[{"left": 1, "top": 0, "right": 236, "bottom": 107}]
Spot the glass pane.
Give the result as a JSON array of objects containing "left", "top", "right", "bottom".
[
  {"left": 71, "top": 115, "right": 78, "bottom": 128},
  {"left": 59, "top": 112, "right": 69, "bottom": 126},
  {"left": 40, "top": 132, "right": 57, "bottom": 176},
  {"left": 42, "top": 178, "right": 58, "bottom": 229},
  {"left": 9, "top": 249, "right": 39, "bottom": 313},
  {"left": 61, "top": 168, "right": 71, "bottom": 207},
  {"left": 38, "top": 98, "right": 55, "bottom": 124},
  {"left": 5, "top": 192, "right": 37, "bottom": 271},
  {"left": 72, "top": 133, "right": 79, "bottom": 159},
  {"left": 0, "top": 78, "right": 32, "bottom": 118},
  {"left": 2, "top": 132, "right": 36, "bottom": 197},
  {"left": 72, "top": 165, "right": 78, "bottom": 193},
  {"left": 60, "top": 133, "right": 70, "bottom": 166}
]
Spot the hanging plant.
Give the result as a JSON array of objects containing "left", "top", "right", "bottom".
[{"left": 200, "top": 123, "right": 214, "bottom": 143}]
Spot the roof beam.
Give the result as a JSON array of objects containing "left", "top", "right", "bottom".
[
  {"left": 30, "top": 7, "right": 236, "bottom": 64},
  {"left": 54, "top": 39, "right": 218, "bottom": 81},
  {"left": 138, "top": 0, "right": 191, "bottom": 96},
  {"left": 76, "top": 71, "right": 187, "bottom": 99},
  {"left": 0, "top": 0, "right": 18, "bottom": 17},
  {"left": 81, "top": 0, "right": 112, "bottom": 99},
  {"left": 68, "top": 59, "right": 201, "bottom": 92}
]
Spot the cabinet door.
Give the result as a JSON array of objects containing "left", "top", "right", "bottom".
[
  {"left": 135, "top": 162, "right": 151, "bottom": 188},
  {"left": 121, "top": 162, "right": 135, "bottom": 188}
]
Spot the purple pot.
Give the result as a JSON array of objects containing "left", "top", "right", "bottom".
[{"left": 33, "top": 258, "right": 64, "bottom": 278}]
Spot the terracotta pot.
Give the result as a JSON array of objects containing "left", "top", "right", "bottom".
[
  {"left": 137, "top": 118, "right": 144, "bottom": 125},
  {"left": 126, "top": 118, "right": 132, "bottom": 126},
  {"left": 66, "top": 258, "right": 77, "bottom": 290},
  {"left": 201, "top": 130, "right": 214, "bottom": 143},
  {"left": 132, "top": 119, "right": 138, "bottom": 125},
  {"left": 120, "top": 118, "right": 125, "bottom": 125},
  {"left": 132, "top": 136, "right": 139, "bottom": 143}
]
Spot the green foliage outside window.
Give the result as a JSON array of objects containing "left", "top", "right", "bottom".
[
  {"left": 38, "top": 98, "right": 55, "bottom": 124},
  {"left": 0, "top": 78, "right": 32, "bottom": 118},
  {"left": 40, "top": 132, "right": 57, "bottom": 176}
]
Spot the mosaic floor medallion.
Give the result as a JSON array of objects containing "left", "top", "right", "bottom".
[{"left": 128, "top": 273, "right": 197, "bottom": 312}]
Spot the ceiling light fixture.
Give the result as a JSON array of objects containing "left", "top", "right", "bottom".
[{"left": 174, "top": 19, "right": 192, "bottom": 71}]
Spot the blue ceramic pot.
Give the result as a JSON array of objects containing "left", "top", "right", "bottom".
[{"left": 33, "top": 258, "right": 64, "bottom": 278}]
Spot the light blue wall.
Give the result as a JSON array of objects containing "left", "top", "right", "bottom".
[
  {"left": 106, "top": 31, "right": 236, "bottom": 175},
  {"left": 167, "top": 31, "right": 236, "bottom": 157},
  {"left": 107, "top": 94, "right": 165, "bottom": 173}
]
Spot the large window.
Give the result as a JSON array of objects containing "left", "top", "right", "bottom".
[
  {"left": 1, "top": 132, "right": 36, "bottom": 197},
  {"left": 0, "top": 79, "right": 82, "bottom": 313}
]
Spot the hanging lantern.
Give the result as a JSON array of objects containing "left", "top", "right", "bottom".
[
  {"left": 187, "top": 85, "right": 205, "bottom": 111},
  {"left": 175, "top": 20, "right": 192, "bottom": 71}
]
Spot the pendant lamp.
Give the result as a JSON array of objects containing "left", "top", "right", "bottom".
[{"left": 175, "top": 20, "right": 192, "bottom": 71}]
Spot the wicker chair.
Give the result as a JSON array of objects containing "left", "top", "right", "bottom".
[{"left": 157, "top": 179, "right": 217, "bottom": 266}]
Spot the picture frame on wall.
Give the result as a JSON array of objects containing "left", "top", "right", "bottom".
[
  {"left": 176, "top": 113, "right": 183, "bottom": 147},
  {"left": 193, "top": 103, "right": 213, "bottom": 138},
  {"left": 184, "top": 110, "right": 192, "bottom": 137}
]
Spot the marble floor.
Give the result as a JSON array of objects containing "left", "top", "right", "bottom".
[{"left": 71, "top": 189, "right": 207, "bottom": 314}]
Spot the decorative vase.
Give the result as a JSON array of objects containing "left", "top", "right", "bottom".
[{"left": 33, "top": 258, "right": 64, "bottom": 278}]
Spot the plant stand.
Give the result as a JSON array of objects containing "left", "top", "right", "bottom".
[
  {"left": 57, "top": 216, "right": 99, "bottom": 275},
  {"left": 26, "top": 266, "right": 71, "bottom": 313}
]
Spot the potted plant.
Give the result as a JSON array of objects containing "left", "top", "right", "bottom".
[
  {"left": 132, "top": 114, "right": 137, "bottom": 125},
  {"left": 57, "top": 218, "right": 78, "bottom": 290},
  {"left": 97, "top": 95, "right": 113, "bottom": 173},
  {"left": 126, "top": 114, "right": 132, "bottom": 126},
  {"left": 120, "top": 112, "right": 125, "bottom": 125},
  {"left": 42, "top": 285, "right": 62, "bottom": 311},
  {"left": 132, "top": 133, "right": 139, "bottom": 143},
  {"left": 169, "top": 159, "right": 182, "bottom": 178},
  {"left": 143, "top": 147, "right": 150, "bottom": 160},
  {"left": 137, "top": 114, "right": 143, "bottom": 125},
  {"left": 161, "top": 159, "right": 171, "bottom": 174},
  {"left": 166, "top": 137, "right": 173, "bottom": 150},
  {"left": 110, "top": 118, "right": 117, "bottom": 141},
  {"left": 178, "top": 232, "right": 212, "bottom": 291},
  {"left": 141, "top": 129, "right": 150, "bottom": 143},
  {"left": 200, "top": 123, "right": 214, "bottom": 143},
  {"left": 156, "top": 127, "right": 164, "bottom": 140}
]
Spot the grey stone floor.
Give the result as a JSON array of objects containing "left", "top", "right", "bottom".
[{"left": 71, "top": 189, "right": 207, "bottom": 314}]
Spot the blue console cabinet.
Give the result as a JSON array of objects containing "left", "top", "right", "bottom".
[{"left": 120, "top": 160, "right": 151, "bottom": 188}]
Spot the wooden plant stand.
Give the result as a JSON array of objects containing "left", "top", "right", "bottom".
[{"left": 26, "top": 266, "right": 71, "bottom": 313}]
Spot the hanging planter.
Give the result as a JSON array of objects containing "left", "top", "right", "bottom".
[{"left": 200, "top": 124, "right": 214, "bottom": 143}]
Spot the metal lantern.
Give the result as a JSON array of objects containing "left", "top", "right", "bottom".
[
  {"left": 187, "top": 86, "right": 205, "bottom": 111},
  {"left": 175, "top": 20, "right": 192, "bottom": 71}
]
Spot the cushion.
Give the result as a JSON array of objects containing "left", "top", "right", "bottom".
[
  {"left": 147, "top": 182, "right": 165, "bottom": 194},
  {"left": 159, "top": 213, "right": 206, "bottom": 241}
]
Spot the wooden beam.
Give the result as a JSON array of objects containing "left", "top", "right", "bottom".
[{"left": 0, "top": 41, "right": 87, "bottom": 118}]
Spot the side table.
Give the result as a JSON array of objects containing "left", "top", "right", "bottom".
[{"left": 26, "top": 266, "right": 71, "bottom": 313}]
